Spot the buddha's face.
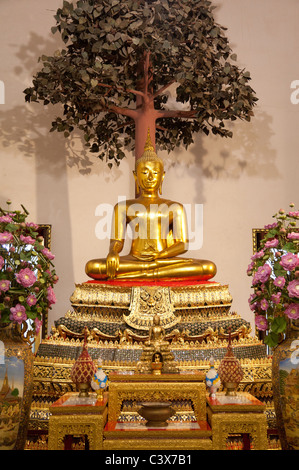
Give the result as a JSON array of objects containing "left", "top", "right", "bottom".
[{"left": 134, "top": 160, "right": 165, "bottom": 194}]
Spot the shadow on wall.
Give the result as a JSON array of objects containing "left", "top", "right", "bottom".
[
  {"left": 0, "top": 30, "right": 125, "bottom": 325},
  {"left": 162, "top": 106, "right": 279, "bottom": 205}
]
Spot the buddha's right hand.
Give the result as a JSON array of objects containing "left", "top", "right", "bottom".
[{"left": 106, "top": 252, "right": 120, "bottom": 278}]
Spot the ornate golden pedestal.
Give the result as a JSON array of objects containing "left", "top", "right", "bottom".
[
  {"left": 206, "top": 392, "right": 268, "bottom": 450},
  {"left": 29, "top": 281, "right": 275, "bottom": 449},
  {"left": 48, "top": 392, "right": 108, "bottom": 450}
]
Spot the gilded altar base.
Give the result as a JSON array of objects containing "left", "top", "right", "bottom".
[{"left": 28, "top": 280, "right": 276, "bottom": 449}]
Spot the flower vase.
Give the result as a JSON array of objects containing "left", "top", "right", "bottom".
[
  {"left": 0, "top": 323, "right": 34, "bottom": 450},
  {"left": 272, "top": 319, "right": 299, "bottom": 450}
]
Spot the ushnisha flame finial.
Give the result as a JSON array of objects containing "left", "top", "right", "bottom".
[
  {"left": 143, "top": 128, "right": 155, "bottom": 152},
  {"left": 136, "top": 128, "right": 163, "bottom": 169}
]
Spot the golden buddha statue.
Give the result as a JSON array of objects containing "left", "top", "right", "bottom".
[{"left": 85, "top": 132, "right": 216, "bottom": 281}]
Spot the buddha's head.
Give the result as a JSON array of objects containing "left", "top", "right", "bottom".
[{"left": 134, "top": 131, "right": 165, "bottom": 195}]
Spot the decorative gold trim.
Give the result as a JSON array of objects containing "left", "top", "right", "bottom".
[
  {"left": 103, "top": 437, "right": 212, "bottom": 450},
  {"left": 125, "top": 286, "right": 180, "bottom": 330}
]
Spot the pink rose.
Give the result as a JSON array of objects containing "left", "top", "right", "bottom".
[
  {"left": 251, "top": 250, "right": 264, "bottom": 261},
  {"left": 271, "top": 292, "right": 281, "bottom": 304},
  {"left": 20, "top": 234, "right": 36, "bottom": 245},
  {"left": 264, "top": 223, "right": 278, "bottom": 229},
  {"left": 253, "top": 264, "right": 272, "bottom": 285},
  {"left": 280, "top": 253, "right": 299, "bottom": 271},
  {"left": 274, "top": 276, "right": 286, "bottom": 288},
  {"left": 0, "top": 279, "right": 10, "bottom": 292},
  {"left": 47, "top": 286, "right": 56, "bottom": 305},
  {"left": 41, "top": 248, "right": 55, "bottom": 260},
  {"left": 26, "top": 222, "right": 39, "bottom": 230},
  {"left": 287, "top": 232, "right": 299, "bottom": 240},
  {"left": 284, "top": 303, "right": 299, "bottom": 320},
  {"left": 15, "top": 267, "right": 37, "bottom": 288},
  {"left": 34, "top": 318, "right": 43, "bottom": 334},
  {"left": 10, "top": 304, "right": 27, "bottom": 324},
  {"left": 287, "top": 280, "right": 299, "bottom": 298},
  {"left": 255, "top": 315, "right": 268, "bottom": 331},
  {"left": 248, "top": 294, "right": 258, "bottom": 311},
  {"left": 260, "top": 299, "right": 269, "bottom": 311},
  {"left": 247, "top": 262, "right": 254, "bottom": 275},
  {"left": 264, "top": 238, "right": 279, "bottom": 248},
  {"left": 0, "top": 231, "right": 14, "bottom": 244},
  {"left": 26, "top": 294, "right": 37, "bottom": 306},
  {"left": 0, "top": 255, "right": 4, "bottom": 270},
  {"left": 288, "top": 211, "right": 299, "bottom": 217},
  {"left": 0, "top": 215, "right": 13, "bottom": 223}
]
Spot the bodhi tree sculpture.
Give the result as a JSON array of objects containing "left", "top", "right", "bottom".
[{"left": 24, "top": 0, "right": 257, "bottom": 167}]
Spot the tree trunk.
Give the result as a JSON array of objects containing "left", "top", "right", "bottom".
[{"left": 134, "top": 105, "right": 157, "bottom": 159}]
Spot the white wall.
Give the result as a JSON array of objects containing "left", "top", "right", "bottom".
[{"left": 0, "top": 0, "right": 298, "bottom": 332}]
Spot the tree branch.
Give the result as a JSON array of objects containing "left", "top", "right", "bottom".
[
  {"left": 153, "top": 80, "right": 176, "bottom": 99},
  {"left": 92, "top": 102, "right": 138, "bottom": 120},
  {"left": 156, "top": 109, "right": 197, "bottom": 119},
  {"left": 143, "top": 51, "right": 151, "bottom": 95},
  {"left": 97, "top": 82, "right": 145, "bottom": 98},
  {"left": 109, "top": 105, "right": 138, "bottom": 120}
]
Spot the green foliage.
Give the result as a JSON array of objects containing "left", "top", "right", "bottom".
[{"left": 24, "top": 0, "right": 257, "bottom": 166}]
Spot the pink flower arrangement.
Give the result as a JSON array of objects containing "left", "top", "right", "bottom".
[
  {"left": 0, "top": 202, "right": 58, "bottom": 339},
  {"left": 248, "top": 204, "right": 299, "bottom": 348}
]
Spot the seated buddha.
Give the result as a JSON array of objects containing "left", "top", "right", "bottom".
[{"left": 85, "top": 132, "right": 216, "bottom": 281}]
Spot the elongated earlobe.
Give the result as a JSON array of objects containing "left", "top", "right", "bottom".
[
  {"left": 159, "top": 172, "right": 165, "bottom": 195},
  {"left": 133, "top": 171, "right": 139, "bottom": 195}
]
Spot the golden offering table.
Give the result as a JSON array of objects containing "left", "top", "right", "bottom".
[
  {"left": 48, "top": 392, "right": 108, "bottom": 450},
  {"left": 103, "top": 370, "right": 212, "bottom": 450},
  {"left": 206, "top": 392, "right": 268, "bottom": 450},
  {"left": 108, "top": 371, "right": 206, "bottom": 422}
]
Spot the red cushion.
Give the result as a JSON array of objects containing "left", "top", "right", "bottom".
[{"left": 85, "top": 278, "right": 216, "bottom": 287}]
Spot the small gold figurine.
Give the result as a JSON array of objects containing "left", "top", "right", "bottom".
[
  {"left": 86, "top": 130, "right": 216, "bottom": 281},
  {"left": 137, "top": 314, "right": 178, "bottom": 374}
]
